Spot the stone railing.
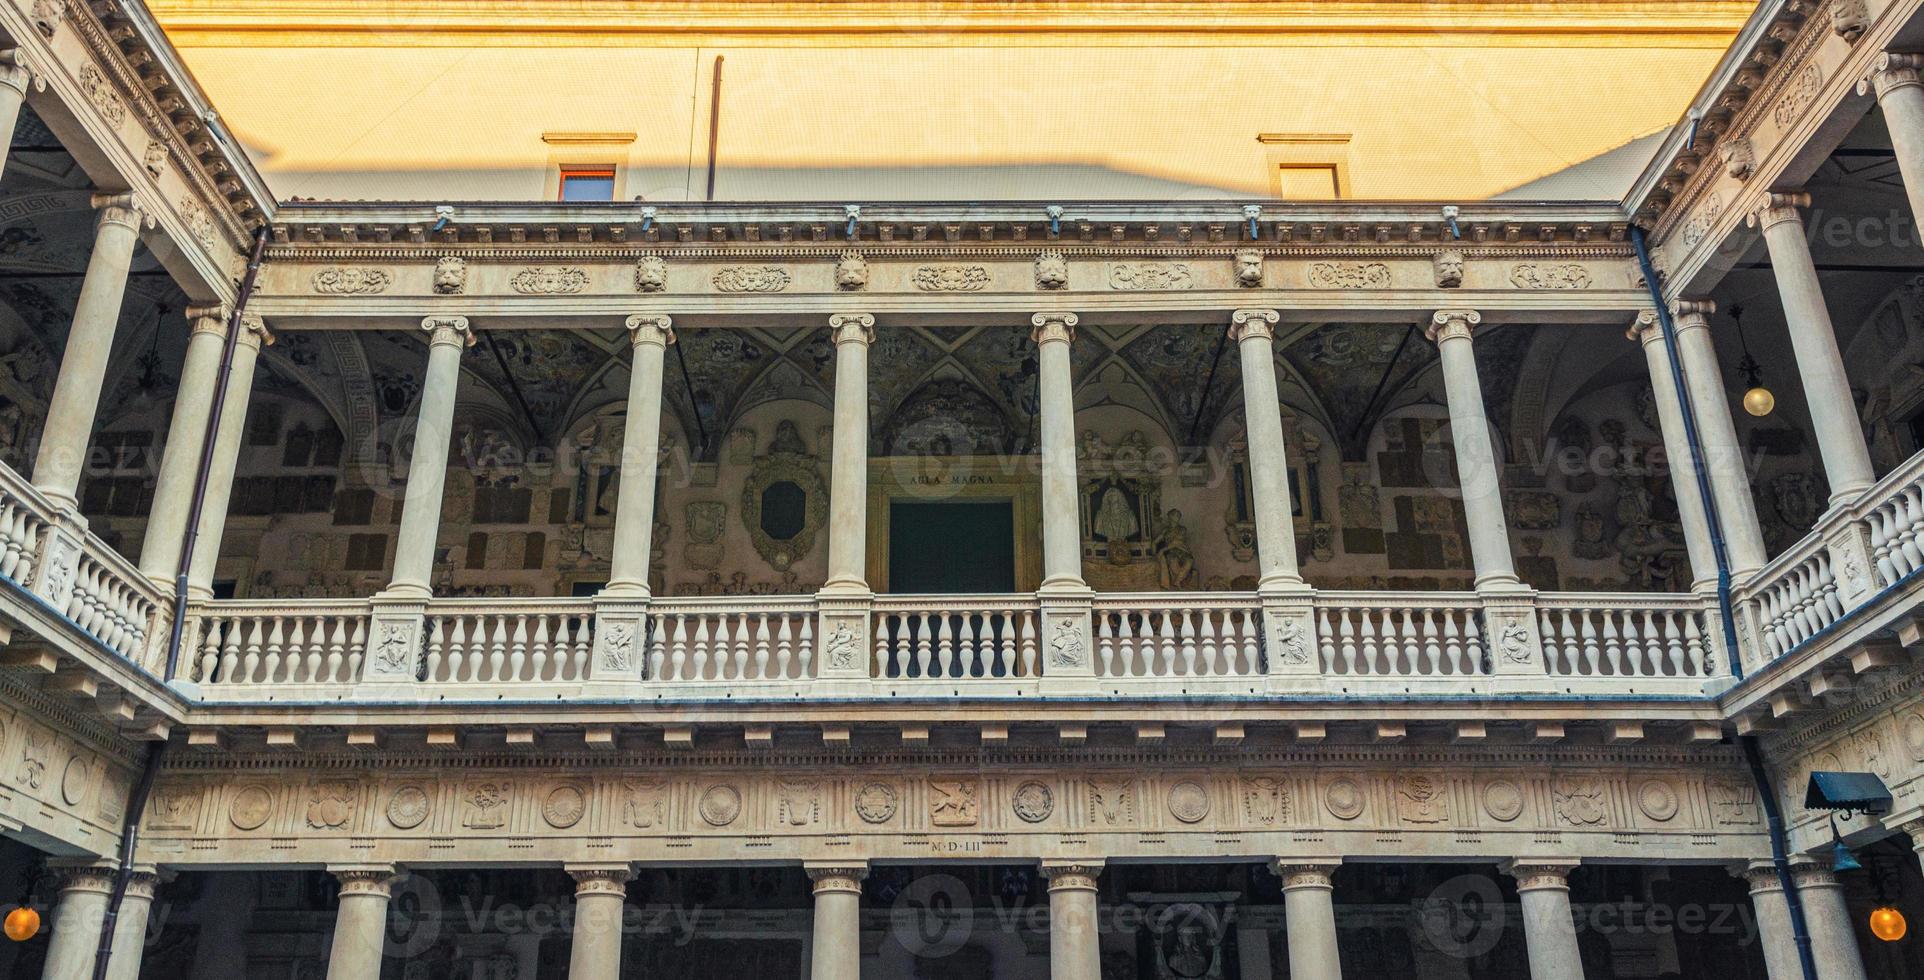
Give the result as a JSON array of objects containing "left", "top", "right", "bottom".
[
  {"left": 649, "top": 595, "right": 815, "bottom": 684},
  {"left": 874, "top": 594, "right": 1038, "bottom": 680},
  {"left": 1312, "top": 592, "right": 1485, "bottom": 678},
  {"left": 0, "top": 464, "right": 170, "bottom": 674},
  {"left": 188, "top": 600, "right": 371, "bottom": 687},
  {"left": 1536, "top": 594, "right": 1716, "bottom": 680},
  {"left": 1092, "top": 593, "right": 1265, "bottom": 678}
]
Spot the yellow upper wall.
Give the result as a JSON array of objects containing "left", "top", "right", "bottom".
[{"left": 149, "top": 1, "right": 1755, "bottom": 203}]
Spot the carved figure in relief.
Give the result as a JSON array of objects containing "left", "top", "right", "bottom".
[
  {"left": 929, "top": 779, "right": 980, "bottom": 827},
  {"left": 433, "top": 256, "right": 467, "bottom": 294},
  {"left": 464, "top": 782, "right": 510, "bottom": 829},
  {"left": 624, "top": 779, "right": 667, "bottom": 828},
  {"left": 778, "top": 780, "right": 821, "bottom": 826},
  {"left": 1048, "top": 619, "right": 1086, "bottom": 668},
  {"left": 1151, "top": 509, "right": 1197, "bottom": 590},
  {"left": 373, "top": 623, "right": 415, "bottom": 675},
  {"left": 598, "top": 622, "right": 635, "bottom": 671},
  {"left": 1551, "top": 777, "right": 1608, "bottom": 826},
  {"left": 634, "top": 255, "right": 667, "bottom": 292},
  {"left": 835, "top": 251, "right": 869, "bottom": 290},
  {"left": 1271, "top": 618, "right": 1311, "bottom": 666},
  {"left": 16, "top": 732, "right": 47, "bottom": 789},
  {"left": 1088, "top": 778, "right": 1135, "bottom": 825},
  {"left": 824, "top": 622, "right": 861, "bottom": 670},
  {"left": 1433, "top": 250, "right": 1465, "bottom": 289},
  {"left": 1234, "top": 249, "right": 1264, "bottom": 287},
  {"left": 306, "top": 780, "right": 356, "bottom": 829},
  {"left": 1241, "top": 776, "right": 1290, "bottom": 824},
  {"left": 1395, "top": 775, "right": 1449, "bottom": 824},
  {"left": 1499, "top": 618, "right": 1532, "bottom": 663},
  {"left": 1034, "top": 250, "right": 1068, "bottom": 289}
]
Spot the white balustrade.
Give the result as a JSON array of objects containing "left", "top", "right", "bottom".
[
  {"left": 1741, "top": 537, "right": 1844, "bottom": 663},
  {"left": 873, "top": 596, "right": 1039, "bottom": 680},
  {"left": 1536, "top": 597, "right": 1712, "bottom": 678},
  {"left": 0, "top": 489, "right": 47, "bottom": 586},
  {"left": 1865, "top": 452, "right": 1924, "bottom": 588},
  {"left": 65, "top": 551, "right": 164, "bottom": 668},
  {"left": 649, "top": 597, "right": 815, "bottom": 682},
  {"left": 1312, "top": 593, "right": 1486, "bottom": 677},
  {"left": 423, "top": 601, "right": 596, "bottom": 684},
  {"left": 192, "top": 602, "right": 372, "bottom": 686},
  {"left": 1092, "top": 594, "right": 1263, "bottom": 678}
]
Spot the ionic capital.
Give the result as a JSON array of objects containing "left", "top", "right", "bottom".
[
  {"left": 1269, "top": 859, "right": 1340, "bottom": 891},
  {"left": 0, "top": 50, "right": 40, "bottom": 97},
  {"left": 237, "top": 312, "right": 273, "bottom": 350},
  {"left": 805, "top": 862, "right": 869, "bottom": 894},
  {"left": 624, "top": 313, "right": 675, "bottom": 348},
  {"left": 186, "top": 303, "right": 232, "bottom": 338},
  {"left": 90, "top": 192, "right": 150, "bottom": 233},
  {"left": 1228, "top": 308, "right": 1281, "bottom": 343},
  {"left": 1030, "top": 311, "right": 1079, "bottom": 345},
  {"left": 828, "top": 312, "right": 875, "bottom": 346},
  {"left": 1748, "top": 191, "right": 1811, "bottom": 231},
  {"left": 1426, "top": 308, "right": 1481, "bottom": 344},
  {"left": 568, "top": 863, "right": 636, "bottom": 897},
  {"left": 1671, "top": 298, "right": 1716, "bottom": 331},
  {"left": 330, "top": 865, "right": 403, "bottom": 898},
  {"left": 1039, "top": 860, "right": 1102, "bottom": 891},
  {"left": 420, "top": 315, "right": 475, "bottom": 348},
  {"left": 1860, "top": 52, "right": 1924, "bottom": 100},
  {"left": 1500, "top": 858, "right": 1578, "bottom": 892},
  {"left": 1626, "top": 309, "right": 1662, "bottom": 345}
]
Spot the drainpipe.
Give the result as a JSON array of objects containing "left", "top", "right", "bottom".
[
  {"left": 91, "top": 225, "right": 270, "bottom": 980},
  {"left": 1631, "top": 226, "right": 1817, "bottom": 980}
]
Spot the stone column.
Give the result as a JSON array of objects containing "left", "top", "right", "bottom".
[
  {"left": 605, "top": 314, "right": 674, "bottom": 595},
  {"left": 1749, "top": 192, "right": 1877, "bottom": 504},
  {"left": 32, "top": 194, "right": 145, "bottom": 510},
  {"left": 138, "top": 306, "right": 230, "bottom": 583},
  {"left": 385, "top": 316, "right": 474, "bottom": 598},
  {"left": 1630, "top": 311, "right": 1718, "bottom": 588},
  {"left": 1041, "top": 861, "right": 1102, "bottom": 980},
  {"left": 1033, "top": 313, "right": 1086, "bottom": 592},
  {"left": 1735, "top": 861, "right": 1806, "bottom": 980},
  {"left": 823, "top": 313, "right": 875, "bottom": 593},
  {"left": 1862, "top": 53, "right": 1924, "bottom": 245},
  {"left": 325, "top": 866, "right": 400, "bottom": 980},
  {"left": 1793, "top": 859, "right": 1869, "bottom": 980},
  {"left": 805, "top": 863, "right": 867, "bottom": 980},
  {"left": 1901, "top": 819, "right": 1924, "bottom": 875},
  {"left": 184, "top": 314, "right": 271, "bottom": 600},
  {"left": 0, "top": 51, "right": 37, "bottom": 177},
  {"left": 1231, "top": 309, "right": 1303, "bottom": 589},
  {"left": 1671, "top": 300, "right": 1769, "bottom": 578},
  {"left": 40, "top": 865, "right": 114, "bottom": 980},
  {"left": 1271, "top": 860, "right": 1343, "bottom": 980},
  {"left": 1502, "top": 860, "right": 1584, "bottom": 980},
  {"left": 103, "top": 870, "right": 159, "bottom": 980},
  {"left": 1428, "top": 310, "right": 1519, "bottom": 590},
  {"left": 567, "top": 864, "right": 634, "bottom": 980}
]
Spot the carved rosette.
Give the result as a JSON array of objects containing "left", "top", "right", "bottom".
[
  {"left": 1039, "top": 862, "right": 1102, "bottom": 892},
  {"left": 806, "top": 865, "right": 869, "bottom": 894}
]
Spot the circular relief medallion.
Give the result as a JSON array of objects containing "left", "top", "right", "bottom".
[
  {"left": 229, "top": 784, "right": 274, "bottom": 831},
  {"left": 1167, "top": 781, "right": 1210, "bottom": 824},
  {"left": 1482, "top": 780, "right": 1525, "bottom": 823},
  {"left": 386, "top": 786, "right": 431, "bottom": 830},
  {"left": 1636, "top": 780, "right": 1680, "bottom": 822},
  {"left": 854, "top": 782, "right": 898, "bottom": 824},
  {"left": 1011, "top": 781, "right": 1055, "bottom": 824},
  {"left": 698, "top": 784, "right": 742, "bottom": 827},
  {"left": 1904, "top": 711, "right": 1924, "bottom": 762},
  {"left": 60, "top": 756, "right": 90, "bottom": 807},
  {"left": 543, "top": 786, "right": 586, "bottom": 829},
  {"left": 1324, "top": 777, "right": 1365, "bottom": 821}
]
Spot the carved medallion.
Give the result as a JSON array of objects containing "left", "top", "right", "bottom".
[
  {"left": 1167, "top": 781, "right": 1210, "bottom": 824},
  {"left": 912, "top": 265, "right": 990, "bottom": 291},
  {"left": 1107, "top": 263, "right": 1192, "bottom": 290},
  {"left": 1242, "top": 776, "right": 1291, "bottom": 825},
  {"left": 623, "top": 779, "right": 667, "bottom": 828},
  {"left": 929, "top": 778, "right": 980, "bottom": 827},
  {"left": 311, "top": 267, "right": 392, "bottom": 295},
  {"left": 1012, "top": 781, "right": 1054, "bottom": 823},
  {"left": 543, "top": 785, "right": 586, "bottom": 829},
  {"left": 777, "top": 780, "right": 822, "bottom": 826},
  {"left": 1307, "top": 262, "right": 1391, "bottom": 289},
  {"left": 1323, "top": 777, "right": 1364, "bottom": 821},
  {"left": 1509, "top": 264, "right": 1592, "bottom": 290},
  {"left": 1481, "top": 780, "right": 1524, "bottom": 822},
  {"left": 385, "top": 785, "right": 429, "bottom": 830},
  {"left": 1087, "top": 777, "right": 1136, "bottom": 825},
  {"left": 1903, "top": 711, "right": 1924, "bottom": 762},
  {"left": 464, "top": 782, "right": 510, "bottom": 829},
  {"left": 1551, "top": 776, "right": 1608, "bottom": 826},
  {"left": 698, "top": 784, "right": 742, "bottom": 826},
  {"left": 510, "top": 267, "right": 589, "bottom": 294},
  {"left": 1395, "top": 775, "right": 1449, "bottom": 824},
  {"left": 309, "top": 780, "right": 358, "bottom": 830},
  {"left": 855, "top": 782, "right": 898, "bottom": 824},
  {"left": 227, "top": 784, "right": 273, "bottom": 831},
  {"left": 59, "top": 754, "right": 89, "bottom": 807},
  {"left": 713, "top": 266, "right": 790, "bottom": 292},
  {"left": 1635, "top": 780, "right": 1680, "bottom": 822}
]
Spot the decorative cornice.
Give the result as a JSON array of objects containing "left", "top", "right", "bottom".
[{"left": 262, "top": 242, "right": 1637, "bottom": 263}]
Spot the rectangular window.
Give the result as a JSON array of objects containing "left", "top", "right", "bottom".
[{"left": 559, "top": 166, "right": 616, "bottom": 202}]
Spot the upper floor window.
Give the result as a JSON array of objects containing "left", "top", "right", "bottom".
[{"left": 558, "top": 165, "right": 617, "bottom": 201}]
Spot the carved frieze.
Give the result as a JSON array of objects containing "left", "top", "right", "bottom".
[
  {"left": 835, "top": 251, "right": 869, "bottom": 290},
  {"left": 713, "top": 266, "right": 790, "bottom": 292},
  {"left": 433, "top": 256, "right": 468, "bottom": 294},
  {"left": 912, "top": 265, "right": 990, "bottom": 291},
  {"left": 1307, "top": 262, "right": 1391, "bottom": 289},
  {"left": 510, "top": 267, "right": 589, "bottom": 294},
  {"left": 1509, "top": 264, "right": 1592, "bottom": 289},
  {"left": 1107, "top": 263, "right": 1192, "bottom": 290},
  {"left": 1774, "top": 64, "right": 1825, "bottom": 132},
  {"left": 634, "top": 254, "right": 668, "bottom": 292},
  {"left": 1034, "top": 250, "right": 1068, "bottom": 289},
  {"left": 312, "top": 267, "right": 393, "bottom": 295},
  {"left": 77, "top": 63, "right": 124, "bottom": 128}
]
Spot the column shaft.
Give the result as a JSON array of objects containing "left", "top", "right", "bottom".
[
  {"left": 806, "top": 864, "right": 867, "bottom": 980},
  {"left": 102, "top": 872, "right": 158, "bottom": 980},
  {"left": 184, "top": 316, "right": 269, "bottom": 599},
  {"left": 606, "top": 315, "right": 673, "bottom": 594},
  {"left": 1738, "top": 863, "right": 1806, "bottom": 980},
  {"left": 1042, "top": 862, "right": 1102, "bottom": 980},
  {"left": 40, "top": 867, "right": 113, "bottom": 980},
  {"left": 1753, "top": 194, "right": 1877, "bottom": 503},
  {"left": 1274, "top": 862, "right": 1343, "bottom": 980},
  {"left": 567, "top": 865, "right": 634, "bottom": 980},
  {"left": 1505, "top": 862, "right": 1584, "bottom": 980},
  {"left": 1033, "top": 314, "right": 1085, "bottom": 591},
  {"left": 1232, "top": 309, "right": 1303, "bottom": 589},
  {"left": 325, "top": 868, "right": 397, "bottom": 980},
  {"left": 1794, "top": 863, "right": 1869, "bottom": 980},
  {"left": 32, "top": 197, "right": 144, "bottom": 509},
  {"left": 386, "top": 316, "right": 472, "bottom": 597},
  {"left": 1632, "top": 313, "right": 1718, "bottom": 588},
  {"left": 1429, "top": 311, "right": 1519, "bottom": 589},
  {"left": 1672, "top": 301, "right": 1769, "bottom": 576},
  {"left": 1865, "top": 54, "right": 1924, "bottom": 248},
  {"left": 824, "top": 314, "right": 874, "bottom": 592},
  {"left": 138, "top": 308, "right": 229, "bottom": 581},
  {"left": 0, "top": 51, "right": 33, "bottom": 179}
]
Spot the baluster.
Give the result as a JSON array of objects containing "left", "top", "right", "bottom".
[
  {"left": 1019, "top": 613, "right": 1038, "bottom": 676},
  {"left": 912, "top": 612, "right": 934, "bottom": 678},
  {"left": 196, "top": 616, "right": 222, "bottom": 683},
  {"left": 1896, "top": 485, "right": 1924, "bottom": 576},
  {"left": 1117, "top": 613, "right": 1142, "bottom": 676},
  {"left": 1574, "top": 611, "right": 1597, "bottom": 675},
  {"left": 1463, "top": 614, "right": 1485, "bottom": 672},
  {"left": 573, "top": 614, "right": 594, "bottom": 679},
  {"left": 933, "top": 613, "right": 954, "bottom": 678},
  {"left": 712, "top": 615, "right": 734, "bottom": 680},
  {"left": 772, "top": 614, "right": 793, "bottom": 680},
  {"left": 962, "top": 612, "right": 985, "bottom": 677},
  {"left": 253, "top": 617, "right": 282, "bottom": 683},
  {"left": 1620, "top": 612, "right": 1645, "bottom": 676},
  {"left": 1682, "top": 612, "right": 1708, "bottom": 675},
  {"left": 1598, "top": 614, "right": 1623, "bottom": 675},
  {"left": 644, "top": 615, "right": 665, "bottom": 680},
  {"left": 1391, "top": 608, "right": 1416, "bottom": 675},
  {"left": 1438, "top": 614, "right": 1462, "bottom": 676},
  {"left": 1173, "top": 610, "right": 1195, "bottom": 676},
  {"left": 217, "top": 616, "right": 242, "bottom": 683},
  {"left": 503, "top": 617, "right": 526, "bottom": 681},
  {"left": 1820, "top": 557, "right": 1845, "bottom": 625},
  {"left": 748, "top": 613, "right": 769, "bottom": 679},
  {"left": 1358, "top": 610, "right": 1380, "bottom": 675},
  {"left": 689, "top": 615, "right": 711, "bottom": 680},
  {"left": 482, "top": 617, "right": 506, "bottom": 682},
  {"left": 795, "top": 616, "right": 815, "bottom": 678},
  {"left": 996, "top": 610, "right": 1016, "bottom": 678},
  {"left": 237, "top": 618, "right": 264, "bottom": 684},
  {"left": 732, "top": 612, "right": 753, "bottom": 678},
  {"left": 528, "top": 615, "right": 552, "bottom": 681},
  {"left": 294, "top": 617, "right": 321, "bottom": 683},
  {"left": 666, "top": 615, "right": 689, "bottom": 681},
  {"left": 1315, "top": 609, "right": 1334, "bottom": 673},
  {"left": 346, "top": 618, "right": 367, "bottom": 679},
  {"left": 0, "top": 504, "right": 19, "bottom": 579},
  {"left": 1149, "top": 610, "right": 1173, "bottom": 677},
  {"left": 318, "top": 617, "right": 343, "bottom": 683},
  {"left": 1197, "top": 610, "right": 1220, "bottom": 676},
  {"left": 1096, "top": 613, "right": 1117, "bottom": 677},
  {"left": 1872, "top": 505, "right": 1900, "bottom": 585},
  {"left": 1336, "top": 609, "right": 1358, "bottom": 674},
  {"left": 287, "top": 617, "right": 312, "bottom": 683}
]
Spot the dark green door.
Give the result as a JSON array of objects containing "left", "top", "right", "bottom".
[{"left": 888, "top": 500, "right": 1016, "bottom": 593}]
